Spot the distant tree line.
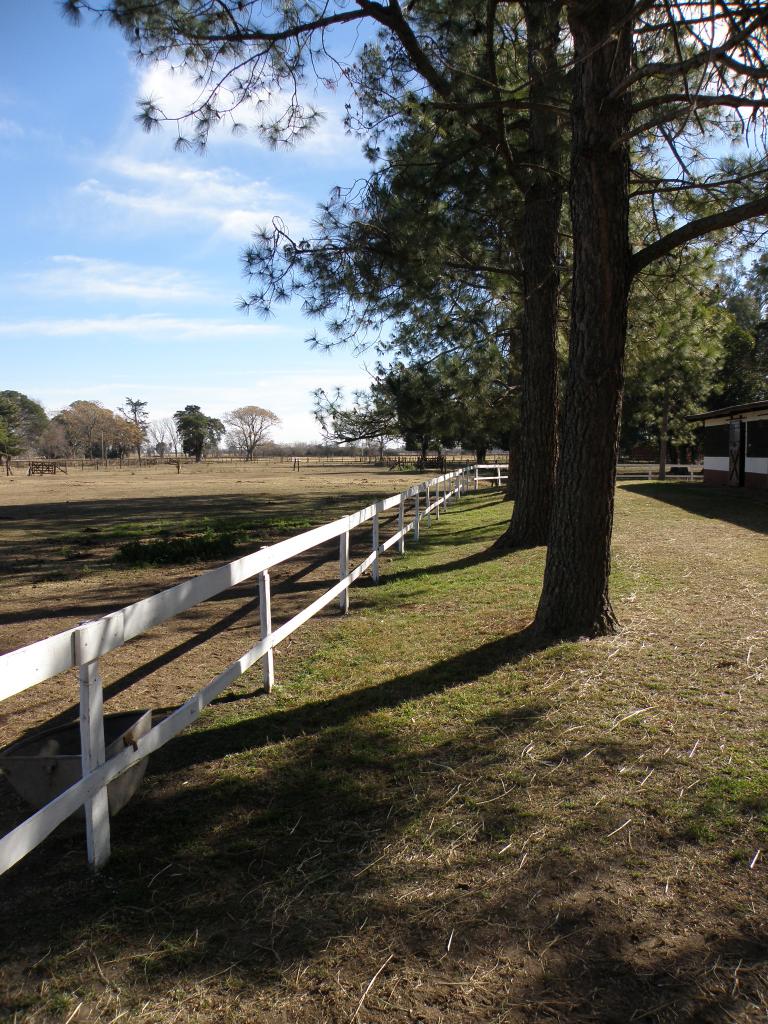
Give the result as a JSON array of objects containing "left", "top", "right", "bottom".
[{"left": 0, "top": 395, "right": 283, "bottom": 462}]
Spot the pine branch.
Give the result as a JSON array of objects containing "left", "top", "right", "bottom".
[{"left": 631, "top": 195, "right": 768, "bottom": 276}]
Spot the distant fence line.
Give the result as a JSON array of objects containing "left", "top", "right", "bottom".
[
  {"left": 0, "top": 464, "right": 501, "bottom": 877},
  {"left": 5, "top": 452, "right": 511, "bottom": 473},
  {"left": 5, "top": 455, "right": 705, "bottom": 477}
]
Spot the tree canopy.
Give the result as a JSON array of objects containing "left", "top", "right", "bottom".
[
  {"left": 174, "top": 405, "right": 225, "bottom": 461},
  {"left": 0, "top": 391, "right": 48, "bottom": 455},
  {"left": 224, "top": 405, "right": 281, "bottom": 459},
  {"left": 316, "top": 351, "right": 514, "bottom": 461},
  {"left": 54, "top": 400, "right": 144, "bottom": 458}
]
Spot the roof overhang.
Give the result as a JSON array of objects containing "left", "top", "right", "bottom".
[{"left": 687, "top": 399, "right": 768, "bottom": 424}]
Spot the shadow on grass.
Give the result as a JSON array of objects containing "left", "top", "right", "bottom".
[
  {"left": 0, "top": 627, "right": 547, "bottom": 952},
  {"left": 161, "top": 629, "right": 545, "bottom": 771},
  {"left": 0, "top": 615, "right": 765, "bottom": 1021},
  {"left": 625, "top": 482, "right": 768, "bottom": 535},
  {"left": 0, "top": 487, "right": 391, "bottom": 591}
]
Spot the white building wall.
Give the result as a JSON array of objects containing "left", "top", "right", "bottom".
[{"left": 745, "top": 457, "right": 768, "bottom": 476}]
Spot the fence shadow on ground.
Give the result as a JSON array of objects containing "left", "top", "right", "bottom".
[
  {"left": 624, "top": 482, "right": 768, "bottom": 535},
  {"left": 1, "top": 617, "right": 764, "bottom": 1021}
]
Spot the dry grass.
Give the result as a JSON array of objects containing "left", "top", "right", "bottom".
[
  {"left": 0, "top": 461, "right": 423, "bottom": 743},
  {"left": 1, "top": 472, "right": 767, "bottom": 1023}
]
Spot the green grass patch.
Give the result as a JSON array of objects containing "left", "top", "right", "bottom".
[
  {"left": 115, "top": 528, "right": 239, "bottom": 566},
  {"left": 682, "top": 756, "right": 768, "bottom": 845},
  {"left": 111, "top": 515, "right": 317, "bottom": 565}
]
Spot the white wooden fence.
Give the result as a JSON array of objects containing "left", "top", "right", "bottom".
[
  {"left": 475, "top": 463, "right": 509, "bottom": 489},
  {"left": 0, "top": 466, "right": 475, "bottom": 876}
]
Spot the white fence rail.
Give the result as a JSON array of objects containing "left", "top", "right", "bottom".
[
  {"left": 0, "top": 466, "right": 475, "bottom": 875},
  {"left": 474, "top": 463, "right": 509, "bottom": 490}
]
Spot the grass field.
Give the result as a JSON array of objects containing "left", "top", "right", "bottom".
[
  {"left": 0, "top": 461, "right": 423, "bottom": 744},
  {"left": 0, "top": 467, "right": 767, "bottom": 1023}
]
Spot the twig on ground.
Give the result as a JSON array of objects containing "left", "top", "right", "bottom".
[
  {"left": 609, "top": 707, "right": 654, "bottom": 731},
  {"left": 605, "top": 819, "right": 632, "bottom": 839},
  {"left": 63, "top": 1004, "right": 83, "bottom": 1024},
  {"left": 352, "top": 953, "right": 394, "bottom": 1020}
]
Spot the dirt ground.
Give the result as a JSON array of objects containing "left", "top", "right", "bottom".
[
  {"left": 1, "top": 473, "right": 767, "bottom": 1024},
  {"left": 0, "top": 460, "right": 425, "bottom": 747}
]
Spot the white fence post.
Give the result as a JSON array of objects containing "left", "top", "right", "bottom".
[
  {"left": 372, "top": 501, "right": 381, "bottom": 583},
  {"left": 497, "top": 465, "right": 501, "bottom": 488},
  {"left": 414, "top": 487, "right": 421, "bottom": 542},
  {"left": 75, "top": 631, "right": 111, "bottom": 870},
  {"left": 426, "top": 483, "right": 431, "bottom": 527},
  {"left": 339, "top": 528, "right": 350, "bottom": 613},
  {"left": 435, "top": 479, "right": 441, "bottom": 520},
  {"left": 474, "top": 466, "right": 479, "bottom": 493},
  {"left": 398, "top": 493, "right": 405, "bottom": 555},
  {"left": 258, "top": 569, "right": 274, "bottom": 692}
]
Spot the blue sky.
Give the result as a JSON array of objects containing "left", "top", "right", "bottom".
[{"left": 1, "top": 1, "right": 376, "bottom": 441}]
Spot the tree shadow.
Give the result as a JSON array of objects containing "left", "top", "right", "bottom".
[
  {"left": 625, "top": 482, "right": 768, "bottom": 536},
  {"left": 0, "top": 627, "right": 549, "bottom": 964},
  {"left": 1, "top": 619, "right": 763, "bottom": 1023},
  {"left": 167, "top": 630, "right": 545, "bottom": 769}
]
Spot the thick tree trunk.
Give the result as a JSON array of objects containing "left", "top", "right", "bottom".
[
  {"left": 533, "top": 0, "right": 634, "bottom": 639},
  {"left": 495, "top": 0, "right": 563, "bottom": 548}
]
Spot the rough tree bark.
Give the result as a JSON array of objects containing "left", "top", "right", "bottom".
[
  {"left": 495, "top": 0, "right": 563, "bottom": 548},
  {"left": 533, "top": 0, "right": 634, "bottom": 638}
]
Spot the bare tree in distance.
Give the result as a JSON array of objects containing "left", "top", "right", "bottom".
[
  {"left": 224, "top": 405, "right": 281, "bottom": 460},
  {"left": 119, "top": 397, "right": 149, "bottom": 460},
  {"left": 146, "top": 418, "right": 170, "bottom": 457},
  {"left": 163, "top": 417, "right": 181, "bottom": 457},
  {"left": 146, "top": 417, "right": 185, "bottom": 457}
]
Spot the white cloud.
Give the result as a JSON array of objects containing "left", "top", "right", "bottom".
[
  {"left": 0, "top": 314, "right": 283, "bottom": 340},
  {"left": 16, "top": 256, "right": 215, "bottom": 303},
  {"left": 0, "top": 118, "right": 23, "bottom": 139},
  {"left": 135, "top": 62, "right": 361, "bottom": 160},
  {"left": 76, "top": 155, "right": 312, "bottom": 239}
]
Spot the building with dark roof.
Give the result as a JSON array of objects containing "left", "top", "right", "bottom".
[{"left": 688, "top": 399, "right": 768, "bottom": 488}]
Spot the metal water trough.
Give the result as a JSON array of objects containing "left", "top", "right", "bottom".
[{"left": 0, "top": 710, "right": 152, "bottom": 816}]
